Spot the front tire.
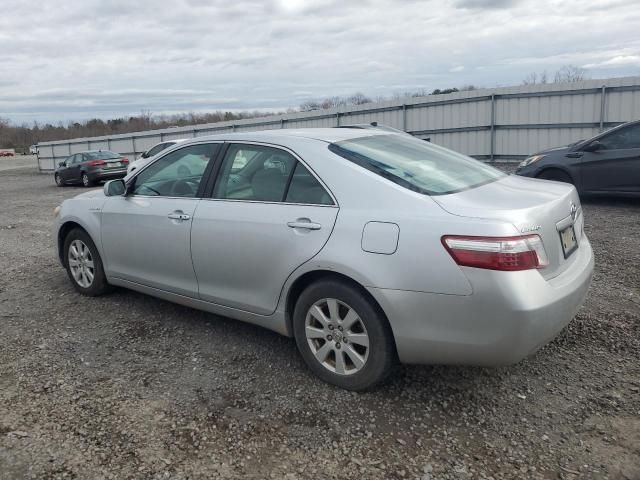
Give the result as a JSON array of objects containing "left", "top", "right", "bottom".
[
  {"left": 63, "top": 228, "right": 111, "bottom": 296},
  {"left": 54, "top": 173, "right": 64, "bottom": 187},
  {"left": 293, "top": 279, "right": 396, "bottom": 391},
  {"left": 81, "top": 172, "right": 93, "bottom": 187}
]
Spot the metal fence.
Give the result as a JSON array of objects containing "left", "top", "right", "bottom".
[{"left": 36, "top": 76, "right": 640, "bottom": 171}]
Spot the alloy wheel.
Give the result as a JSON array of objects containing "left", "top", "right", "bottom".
[
  {"left": 68, "top": 239, "right": 95, "bottom": 288},
  {"left": 305, "top": 298, "right": 370, "bottom": 375},
  {"left": 82, "top": 174, "right": 90, "bottom": 186}
]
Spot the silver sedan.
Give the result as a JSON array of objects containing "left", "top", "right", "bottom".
[{"left": 54, "top": 128, "right": 594, "bottom": 390}]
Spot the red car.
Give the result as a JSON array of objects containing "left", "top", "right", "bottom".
[{"left": 0, "top": 151, "right": 15, "bottom": 157}]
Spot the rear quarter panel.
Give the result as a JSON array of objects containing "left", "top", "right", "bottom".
[{"left": 277, "top": 138, "right": 519, "bottom": 297}]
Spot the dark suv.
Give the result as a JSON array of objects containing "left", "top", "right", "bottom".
[
  {"left": 516, "top": 120, "right": 640, "bottom": 196},
  {"left": 54, "top": 151, "right": 129, "bottom": 187}
]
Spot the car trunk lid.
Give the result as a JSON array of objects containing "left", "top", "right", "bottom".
[{"left": 433, "top": 175, "right": 583, "bottom": 279}]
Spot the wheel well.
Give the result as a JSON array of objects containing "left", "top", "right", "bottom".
[
  {"left": 284, "top": 270, "right": 389, "bottom": 338},
  {"left": 57, "top": 221, "right": 86, "bottom": 266},
  {"left": 536, "top": 167, "right": 573, "bottom": 183}
]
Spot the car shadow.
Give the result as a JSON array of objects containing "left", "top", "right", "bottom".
[{"left": 580, "top": 194, "right": 640, "bottom": 208}]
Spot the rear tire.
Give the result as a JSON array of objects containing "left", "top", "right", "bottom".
[
  {"left": 293, "top": 279, "right": 396, "bottom": 391},
  {"left": 537, "top": 169, "right": 573, "bottom": 184},
  {"left": 63, "top": 228, "right": 112, "bottom": 296},
  {"left": 81, "top": 172, "right": 93, "bottom": 187}
]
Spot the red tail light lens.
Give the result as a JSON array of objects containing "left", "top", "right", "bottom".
[
  {"left": 442, "top": 235, "right": 549, "bottom": 271},
  {"left": 121, "top": 157, "right": 129, "bottom": 164},
  {"left": 86, "top": 160, "right": 106, "bottom": 166}
]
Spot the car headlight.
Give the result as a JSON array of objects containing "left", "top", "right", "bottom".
[
  {"left": 519, "top": 154, "right": 545, "bottom": 168},
  {"left": 54, "top": 205, "right": 61, "bottom": 217}
]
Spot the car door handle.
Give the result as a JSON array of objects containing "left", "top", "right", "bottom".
[
  {"left": 168, "top": 212, "right": 191, "bottom": 221},
  {"left": 287, "top": 220, "right": 321, "bottom": 230}
]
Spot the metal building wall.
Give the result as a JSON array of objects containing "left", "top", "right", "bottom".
[{"left": 36, "top": 76, "right": 640, "bottom": 171}]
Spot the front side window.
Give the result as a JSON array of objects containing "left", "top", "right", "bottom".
[
  {"left": 329, "top": 134, "right": 505, "bottom": 195},
  {"left": 133, "top": 143, "right": 218, "bottom": 198},
  {"left": 599, "top": 124, "right": 640, "bottom": 150}
]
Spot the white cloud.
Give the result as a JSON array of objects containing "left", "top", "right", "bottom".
[
  {"left": 583, "top": 55, "right": 640, "bottom": 69},
  {"left": 0, "top": 0, "right": 639, "bottom": 123}
]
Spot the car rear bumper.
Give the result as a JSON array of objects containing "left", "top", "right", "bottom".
[
  {"left": 369, "top": 235, "right": 594, "bottom": 366},
  {"left": 88, "top": 168, "right": 127, "bottom": 182}
]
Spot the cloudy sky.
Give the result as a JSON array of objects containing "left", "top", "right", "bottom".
[{"left": 1, "top": 0, "right": 639, "bottom": 124}]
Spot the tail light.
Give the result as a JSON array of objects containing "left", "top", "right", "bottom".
[
  {"left": 442, "top": 235, "right": 549, "bottom": 271},
  {"left": 86, "top": 159, "right": 106, "bottom": 166},
  {"left": 121, "top": 157, "right": 129, "bottom": 164}
]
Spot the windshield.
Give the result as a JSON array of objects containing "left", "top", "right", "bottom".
[
  {"left": 86, "top": 151, "right": 120, "bottom": 160},
  {"left": 328, "top": 134, "right": 505, "bottom": 195}
]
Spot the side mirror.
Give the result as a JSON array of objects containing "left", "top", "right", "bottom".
[
  {"left": 104, "top": 179, "right": 126, "bottom": 197},
  {"left": 583, "top": 140, "right": 604, "bottom": 152},
  {"left": 58, "top": 161, "right": 66, "bottom": 167}
]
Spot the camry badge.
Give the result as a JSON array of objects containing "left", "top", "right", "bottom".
[{"left": 520, "top": 225, "right": 541, "bottom": 233}]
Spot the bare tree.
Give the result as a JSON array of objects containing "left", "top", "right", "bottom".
[
  {"left": 299, "top": 101, "right": 321, "bottom": 112},
  {"left": 523, "top": 65, "right": 587, "bottom": 85},
  {"left": 347, "top": 92, "right": 372, "bottom": 105},
  {"left": 553, "top": 65, "right": 588, "bottom": 83},
  {"left": 522, "top": 71, "right": 548, "bottom": 85}
]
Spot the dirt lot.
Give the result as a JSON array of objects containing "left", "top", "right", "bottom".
[{"left": 0, "top": 161, "right": 638, "bottom": 479}]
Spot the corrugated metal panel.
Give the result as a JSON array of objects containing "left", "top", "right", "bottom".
[
  {"left": 135, "top": 136, "right": 161, "bottom": 152},
  {"left": 606, "top": 90, "right": 640, "bottom": 122},
  {"left": 110, "top": 138, "right": 133, "bottom": 153},
  {"left": 90, "top": 140, "right": 109, "bottom": 150},
  {"left": 35, "top": 76, "right": 640, "bottom": 170}
]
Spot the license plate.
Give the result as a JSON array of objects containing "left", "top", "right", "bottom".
[
  {"left": 108, "top": 162, "right": 121, "bottom": 168},
  {"left": 559, "top": 224, "right": 578, "bottom": 258}
]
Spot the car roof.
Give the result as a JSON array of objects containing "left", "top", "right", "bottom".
[{"left": 183, "top": 127, "right": 389, "bottom": 145}]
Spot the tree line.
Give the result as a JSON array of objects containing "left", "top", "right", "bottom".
[{"left": 0, "top": 86, "right": 481, "bottom": 152}]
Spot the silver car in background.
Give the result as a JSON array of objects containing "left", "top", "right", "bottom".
[
  {"left": 127, "top": 138, "right": 188, "bottom": 175},
  {"left": 54, "top": 128, "right": 594, "bottom": 390}
]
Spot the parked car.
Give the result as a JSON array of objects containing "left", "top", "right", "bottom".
[
  {"left": 516, "top": 119, "right": 640, "bottom": 196},
  {"left": 54, "top": 150, "right": 129, "bottom": 187},
  {"left": 128, "top": 139, "right": 188, "bottom": 174},
  {"left": 53, "top": 129, "right": 593, "bottom": 390},
  {"left": 0, "top": 150, "right": 15, "bottom": 157}
]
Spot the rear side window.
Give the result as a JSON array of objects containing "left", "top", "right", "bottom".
[{"left": 329, "top": 134, "right": 504, "bottom": 195}]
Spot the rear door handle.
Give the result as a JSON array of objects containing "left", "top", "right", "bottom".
[
  {"left": 168, "top": 212, "right": 191, "bottom": 221},
  {"left": 287, "top": 220, "right": 321, "bottom": 230}
]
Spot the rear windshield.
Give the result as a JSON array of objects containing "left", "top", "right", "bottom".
[
  {"left": 328, "top": 134, "right": 505, "bottom": 195},
  {"left": 86, "top": 151, "right": 120, "bottom": 160}
]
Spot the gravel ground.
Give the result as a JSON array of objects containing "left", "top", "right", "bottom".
[{"left": 1, "top": 160, "right": 639, "bottom": 479}]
